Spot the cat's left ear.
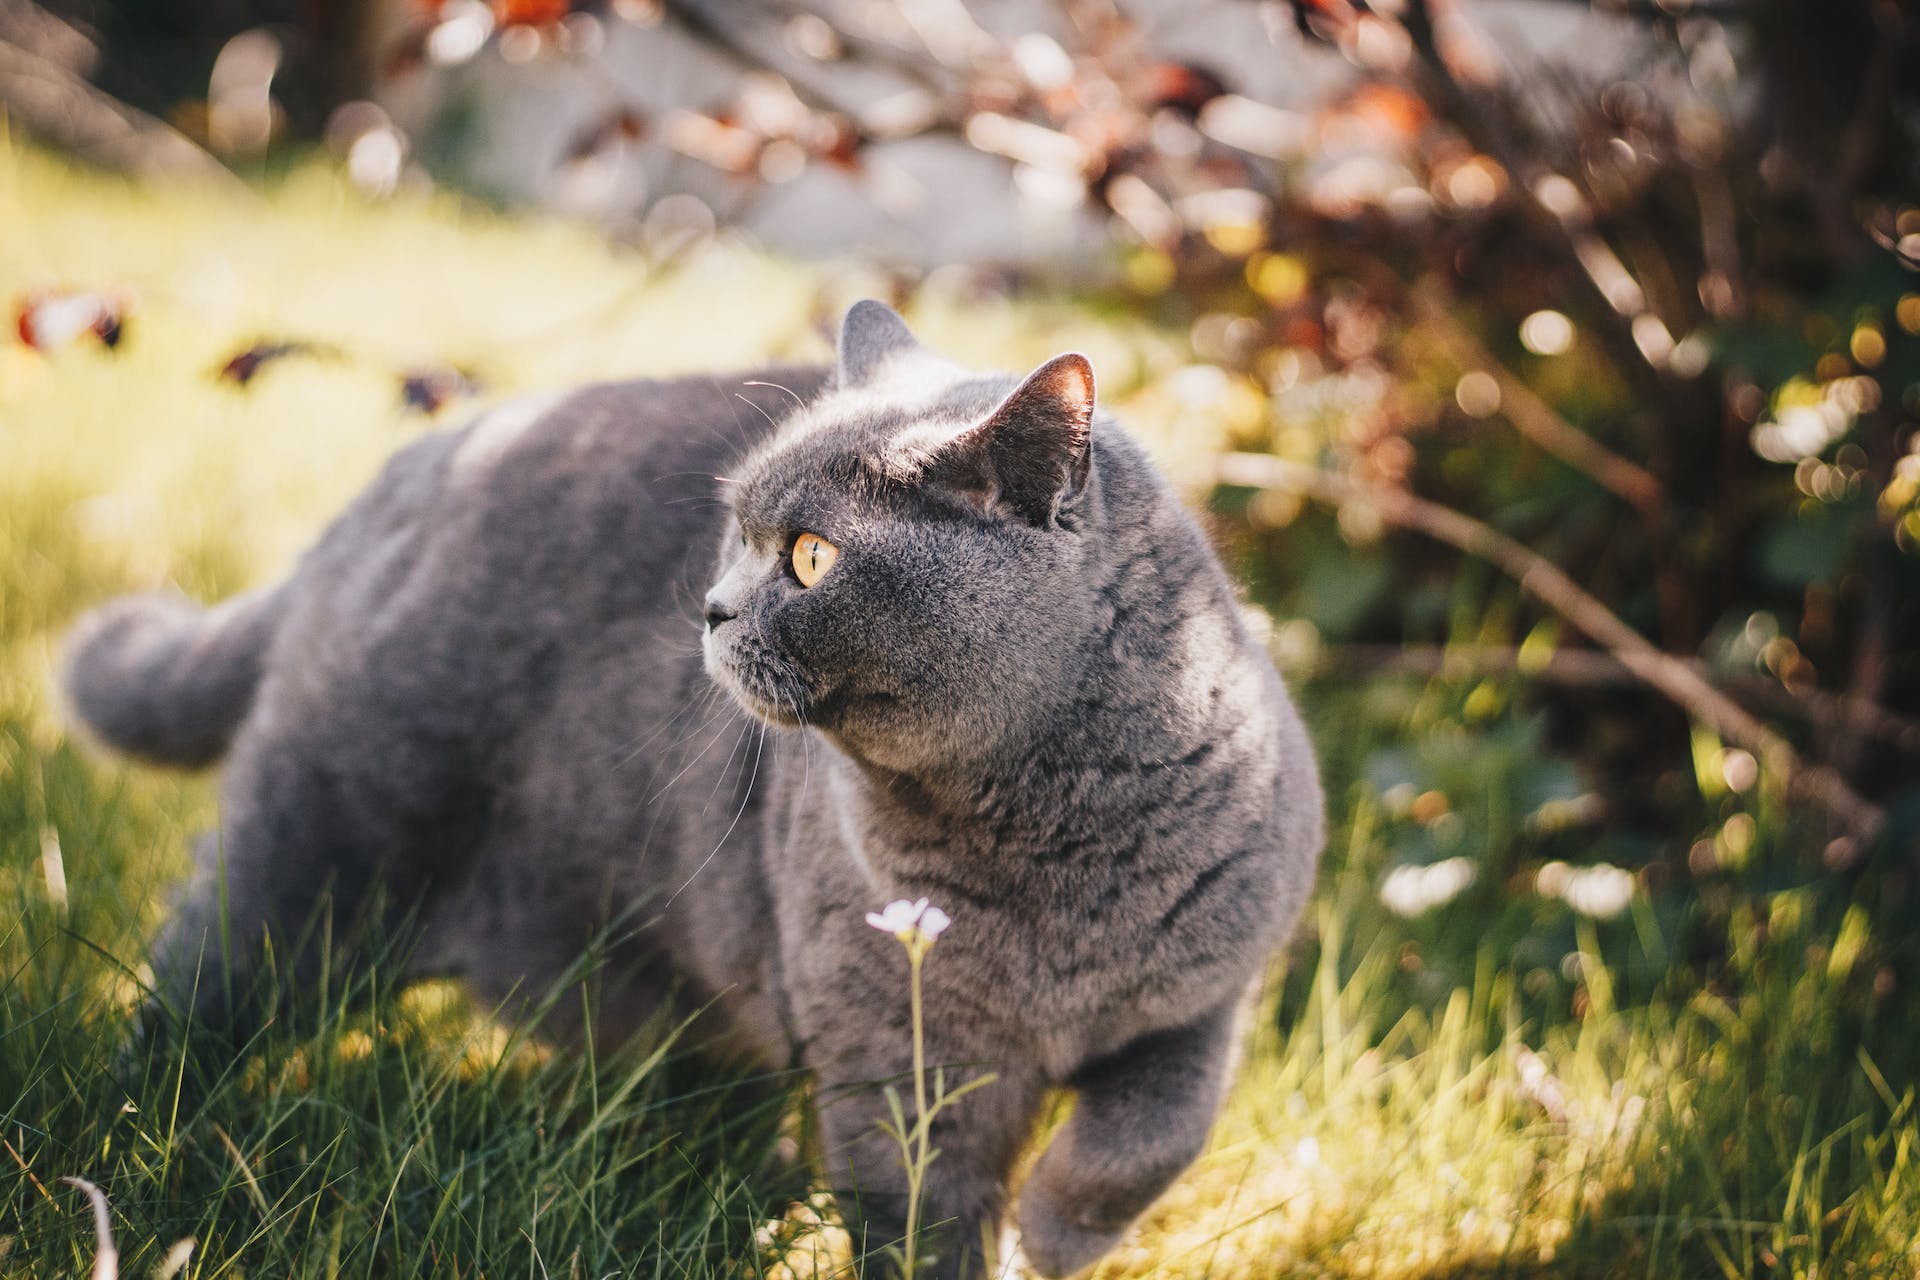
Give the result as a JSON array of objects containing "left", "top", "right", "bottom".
[
  {"left": 942, "top": 353, "right": 1095, "bottom": 526},
  {"left": 838, "top": 300, "right": 924, "bottom": 389}
]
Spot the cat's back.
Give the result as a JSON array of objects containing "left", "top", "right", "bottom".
[{"left": 237, "top": 366, "right": 830, "bottom": 777}]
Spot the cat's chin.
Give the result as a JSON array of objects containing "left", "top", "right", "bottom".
[{"left": 720, "top": 686, "right": 803, "bottom": 728}]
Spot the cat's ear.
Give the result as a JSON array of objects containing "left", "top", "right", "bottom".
[
  {"left": 837, "top": 300, "right": 923, "bottom": 389},
  {"left": 941, "top": 353, "right": 1095, "bottom": 526}
]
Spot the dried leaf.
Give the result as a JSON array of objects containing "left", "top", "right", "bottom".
[
  {"left": 15, "top": 292, "right": 123, "bottom": 352},
  {"left": 401, "top": 366, "right": 482, "bottom": 413},
  {"left": 216, "top": 341, "right": 334, "bottom": 386}
]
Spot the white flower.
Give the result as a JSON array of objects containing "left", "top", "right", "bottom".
[
  {"left": 1536, "top": 860, "right": 1635, "bottom": 919},
  {"left": 865, "top": 898, "right": 922, "bottom": 934},
  {"left": 1378, "top": 857, "right": 1478, "bottom": 918},
  {"left": 865, "top": 897, "right": 951, "bottom": 943}
]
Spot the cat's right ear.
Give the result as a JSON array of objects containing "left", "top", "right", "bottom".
[
  {"left": 837, "top": 301, "right": 923, "bottom": 389},
  {"left": 931, "top": 353, "right": 1095, "bottom": 527}
]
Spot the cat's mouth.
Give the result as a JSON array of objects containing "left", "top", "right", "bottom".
[{"left": 702, "top": 634, "right": 810, "bottom": 728}]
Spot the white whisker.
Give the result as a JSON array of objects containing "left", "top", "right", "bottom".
[
  {"left": 641, "top": 697, "right": 742, "bottom": 801},
  {"left": 702, "top": 717, "right": 756, "bottom": 815},
  {"left": 664, "top": 716, "right": 768, "bottom": 908},
  {"left": 735, "top": 392, "right": 779, "bottom": 429},
  {"left": 742, "top": 379, "right": 807, "bottom": 410}
]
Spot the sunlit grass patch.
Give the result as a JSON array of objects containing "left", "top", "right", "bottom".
[
  {"left": 1102, "top": 900, "right": 1920, "bottom": 1279},
  {"left": 1106, "top": 914, "right": 1645, "bottom": 1279}
]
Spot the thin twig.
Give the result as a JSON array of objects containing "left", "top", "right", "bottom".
[
  {"left": 1409, "top": 284, "right": 1665, "bottom": 515},
  {"left": 1816, "top": 0, "right": 1904, "bottom": 264},
  {"left": 1396, "top": 0, "right": 1675, "bottom": 391},
  {"left": 1301, "top": 643, "right": 1920, "bottom": 754},
  {"left": 0, "top": 0, "right": 95, "bottom": 73},
  {"left": 658, "top": 0, "right": 968, "bottom": 144},
  {"left": 0, "top": 17, "right": 243, "bottom": 187},
  {"left": 1218, "top": 451, "right": 1888, "bottom": 843}
]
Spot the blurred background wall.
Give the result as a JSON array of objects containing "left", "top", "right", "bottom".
[{"left": 12, "top": 1, "right": 1673, "bottom": 266}]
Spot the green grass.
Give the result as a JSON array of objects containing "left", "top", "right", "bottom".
[{"left": 3, "top": 141, "right": 1919, "bottom": 1278}]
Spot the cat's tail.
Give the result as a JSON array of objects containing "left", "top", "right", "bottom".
[{"left": 60, "top": 584, "right": 288, "bottom": 768}]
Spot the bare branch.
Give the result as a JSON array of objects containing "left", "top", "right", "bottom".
[
  {"left": 1302, "top": 643, "right": 1920, "bottom": 756},
  {"left": 0, "top": 0, "right": 95, "bottom": 73},
  {"left": 0, "top": 32, "right": 243, "bottom": 188},
  {"left": 1410, "top": 283, "right": 1666, "bottom": 515},
  {"left": 1218, "top": 451, "right": 1889, "bottom": 843},
  {"left": 1396, "top": 0, "right": 1679, "bottom": 386},
  {"left": 1814, "top": 0, "right": 1905, "bottom": 263},
  {"left": 657, "top": 0, "right": 967, "bottom": 141}
]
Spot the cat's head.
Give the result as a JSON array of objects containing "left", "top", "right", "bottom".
[{"left": 701, "top": 302, "right": 1101, "bottom": 772}]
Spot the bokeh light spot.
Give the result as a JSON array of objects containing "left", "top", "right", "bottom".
[
  {"left": 1519, "top": 310, "right": 1574, "bottom": 356},
  {"left": 1455, "top": 370, "right": 1500, "bottom": 417}
]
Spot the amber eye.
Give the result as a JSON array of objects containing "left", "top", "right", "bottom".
[{"left": 792, "top": 532, "right": 839, "bottom": 587}]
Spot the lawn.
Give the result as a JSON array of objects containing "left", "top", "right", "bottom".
[{"left": 2, "top": 141, "right": 1917, "bottom": 1279}]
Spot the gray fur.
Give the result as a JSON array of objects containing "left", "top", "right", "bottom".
[
  {"left": 62, "top": 585, "right": 287, "bottom": 767},
  {"left": 836, "top": 298, "right": 921, "bottom": 388},
  {"left": 62, "top": 306, "right": 1323, "bottom": 1278}
]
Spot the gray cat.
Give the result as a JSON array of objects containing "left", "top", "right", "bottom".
[{"left": 62, "top": 303, "right": 1323, "bottom": 1278}]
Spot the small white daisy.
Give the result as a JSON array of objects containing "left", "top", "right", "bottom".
[{"left": 865, "top": 897, "right": 951, "bottom": 944}]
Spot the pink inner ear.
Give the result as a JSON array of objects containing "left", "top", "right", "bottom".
[
  {"left": 1058, "top": 365, "right": 1091, "bottom": 412},
  {"left": 1042, "top": 355, "right": 1094, "bottom": 427}
]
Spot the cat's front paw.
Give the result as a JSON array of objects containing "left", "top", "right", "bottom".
[{"left": 1014, "top": 1185, "right": 1128, "bottom": 1279}]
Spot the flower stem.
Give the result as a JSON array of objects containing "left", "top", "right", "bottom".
[{"left": 903, "top": 942, "right": 928, "bottom": 1278}]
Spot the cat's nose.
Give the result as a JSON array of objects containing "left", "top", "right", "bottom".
[{"left": 703, "top": 595, "right": 736, "bottom": 629}]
